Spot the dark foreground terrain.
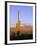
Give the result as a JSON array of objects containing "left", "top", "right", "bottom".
[{"left": 10, "top": 31, "right": 33, "bottom": 40}]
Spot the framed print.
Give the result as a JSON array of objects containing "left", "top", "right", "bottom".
[{"left": 5, "top": 1, "right": 36, "bottom": 45}]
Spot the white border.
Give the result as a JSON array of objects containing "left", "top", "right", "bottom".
[{"left": 7, "top": 3, "right": 35, "bottom": 44}]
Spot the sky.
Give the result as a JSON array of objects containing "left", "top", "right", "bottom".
[{"left": 10, "top": 5, "right": 33, "bottom": 27}]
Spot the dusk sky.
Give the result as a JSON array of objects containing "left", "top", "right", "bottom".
[{"left": 10, "top": 5, "right": 33, "bottom": 27}]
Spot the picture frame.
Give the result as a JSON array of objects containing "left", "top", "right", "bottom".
[{"left": 5, "top": 1, "right": 36, "bottom": 45}]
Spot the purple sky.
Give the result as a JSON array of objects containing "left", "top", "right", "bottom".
[{"left": 9, "top": 5, "right": 33, "bottom": 27}]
